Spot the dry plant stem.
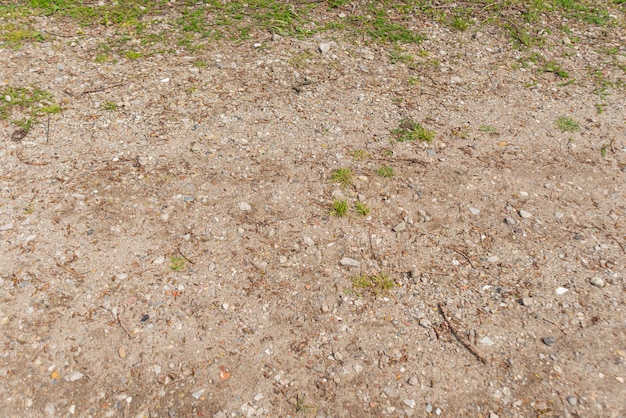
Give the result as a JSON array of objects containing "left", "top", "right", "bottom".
[
  {"left": 16, "top": 149, "right": 48, "bottom": 166},
  {"left": 534, "top": 313, "right": 568, "bottom": 336},
  {"left": 606, "top": 233, "right": 626, "bottom": 254},
  {"left": 54, "top": 259, "right": 84, "bottom": 279},
  {"left": 438, "top": 302, "right": 488, "bottom": 365},
  {"left": 448, "top": 246, "right": 475, "bottom": 269},
  {"left": 116, "top": 306, "right": 134, "bottom": 339}
]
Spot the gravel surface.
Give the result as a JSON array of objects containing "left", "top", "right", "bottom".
[{"left": 1, "top": 4, "right": 625, "bottom": 417}]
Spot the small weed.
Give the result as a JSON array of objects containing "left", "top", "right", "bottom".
[
  {"left": 193, "top": 60, "right": 208, "bottom": 68},
  {"left": 169, "top": 256, "right": 186, "bottom": 271},
  {"left": 331, "top": 168, "right": 353, "bottom": 187},
  {"left": 450, "top": 15, "right": 471, "bottom": 31},
  {"left": 124, "top": 50, "right": 142, "bottom": 60},
  {"left": 389, "top": 49, "right": 413, "bottom": 64},
  {"left": 351, "top": 273, "right": 395, "bottom": 296},
  {"left": 355, "top": 202, "right": 370, "bottom": 216},
  {"left": 330, "top": 200, "right": 348, "bottom": 217},
  {"left": 408, "top": 76, "right": 419, "bottom": 86},
  {"left": 23, "top": 203, "right": 34, "bottom": 215},
  {"left": 479, "top": 125, "right": 497, "bottom": 134},
  {"left": 352, "top": 149, "right": 369, "bottom": 161},
  {"left": 392, "top": 118, "right": 435, "bottom": 142},
  {"left": 556, "top": 116, "right": 579, "bottom": 132},
  {"left": 101, "top": 101, "right": 118, "bottom": 111},
  {"left": 376, "top": 166, "right": 395, "bottom": 178},
  {"left": 595, "top": 103, "right": 606, "bottom": 114},
  {"left": 544, "top": 61, "right": 569, "bottom": 78},
  {"left": 94, "top": 54, "right": 109, "bottom": 63},
  {"left": 294, "top": 394, "right": 317, "bottom": 414},
  {"left": 39, "top": 104, "right": 62, "bottom": 115},
  {"left": 600, "top": 145, "right": 607, "bottom": 158}
]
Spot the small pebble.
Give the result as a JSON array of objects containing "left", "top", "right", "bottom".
[
  {"left": 519, "top": 210, "right": 532, "bottom": 219},
  {"left": 238, "top": 202, "right": 251, "bottom": 211},
  {"left": 403, "top": 399, "right": 416, "bottom": 409},
  {"left": 479, "top": 336, "right": 495, "bottom": 346},
  {"left": 0, "top": 223, "right": 13, "bottom": 231},
  {"left": 408, "top": 376, "right": 419, "bottom": 386},
  {"left": 589, "top": 277, "right": 605, "bottom": 288},
  {"left": 353, "top": 364, "right": 363, "bottom": 373},
  {"left": 566, "top": 396, "right": 577, "bottom": 406},
  {"left": 318, "top": 43, "right": 331, "bottom": 54},
  {"left": 521, "top": 297, "right": 533, "bottom": 307},
  {"left": 554, "top": 211, "right": 564, "bottom": 219},
  {"left": 435, "top": 408, "right": 442, "bottom": 416},
  {"left": 425, "top": 403, "right": 433, "bottom": 413},
  {"left": 504, "top": 217, "right": 516, "bottom": 225},
  {"left": 419, "top": 318, "right": 432, "bottom": 328},
  {"left": 222, "top": 303, "right": 229, "bottom": 310},
  {"left": 556, "top": 287, "right": 569, "bottom": 295},
  {"left": 469, "top": 207, "right": 480, "bottom": 215},
  {"left": 393, "top": 221, "right": 406, "bottom": 232},
  {"left": 487, "top": 256, "right": 499, "bottom": 263},
  {"left": 542, "top": 336, "right": 557, "bottom": 346},
  {"left": 340, "top": 257, "right": 360, "bottom": 268},
  {"left": 489, "top": 413, "right": 500, "bottom": 418},
  {"left": 118, "top": 346, "right": 126, "bottom": 358},
  {"left": 302, "top": 235, "right": 315, "bottom": 246},
  {"left": 191, "top": 389, "right": 205, "bottom": 400},
  {"left": 64, "top": 371, "right": 84, "bottom": 382}
]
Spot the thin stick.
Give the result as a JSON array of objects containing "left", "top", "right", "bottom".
[
  {"left": 46, "top": 114, "right": 50, "bottom": 144},
  {"left": 438, "top": 302, "right": 488, "bottom": 365},
  {"left": 115, "top": 306, "right": 134, "bottom": 339},
  {"left": 448, "top": 246, "right": 475, "bottom": 269},
  {"left": 607, "top": 233, "right": 626, "bottom": 254},
  {"left": 534, "top": 313, "right": 567, "bottom": 336},
  {"left": 16, "top": 149, "right": 48, "bottom": 166},
  {"left": 54, "top": 259, "right": 84, "bottom": 279}
]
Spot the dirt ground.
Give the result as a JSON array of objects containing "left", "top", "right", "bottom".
[{"left": 1, "top": 4, "right": 625, "bottom": 418}]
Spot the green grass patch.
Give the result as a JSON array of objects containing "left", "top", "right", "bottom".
[
  {"left": 376, "top": 166, "right": 395, "bottom": 178},
  {"left": 100, "top": 101, "right": 118, "bottom": 111},
  {"left": 556, "top": 116, "right": 579, "bottom": 132},
  {"left": 331, "top": 168, "right": 353, "bottom": 187},
  {"left": 355, "top": 202, "right": 370, "bottom": 216},
  {"left": 351, "top": 273, "right": 395, "bottom": 296},
  {"left": 392, "top": 118, "right": 435, "bottom": 142},
  {"left": 169, "top": 256, "right": 186, "bottom": 272},
  {"left": 330, "top": 200, "right": 348, "bottom": 217}
]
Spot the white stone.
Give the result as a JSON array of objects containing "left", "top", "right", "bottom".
[
  {"left": 238, "top": 202, "right": 252, "bottom": 211},
  {"left": 340, "top": 257, "right": 360, "bottom": 268}
]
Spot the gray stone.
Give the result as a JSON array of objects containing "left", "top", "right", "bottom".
[
  {"left": 504, "top": 217, "right": 516, "bottom": 225},
  {"left": 403, "top": 399, "right": 416, "bottom": 409},
  {"left": 519, "top": 210, "right": 532, "bottom": 218},
  {"left": 407, "top": 376, "right": 419, "bottom": 386},
  {"left": 238, "top": 202, "right": 251, "bottom": 211},
  {"left": 566, "top": 396, "right": 578, "bottom": 406},
  {"left": 542, "top": 336, "right": 556, "bottom": 346},
  {"left": 340, "top": 257, "right": 360, "bottom": 268},
  {"left": 589, "top": 277, "right": 605, "bottom": 288},
  {"left": 393, "top": 221, "right": 406, "bottom": 232},
  {"left": 479, "top": 336, "right": 495, "bottom": 346},
  {"left": 521, "top": 297, "right": 533, "bottom": 307},
  {"left": 318, "top": 43, "right": 331, "bottom": 54},
  {"left": 469, "top": 207, "right": 480, "bottom": 215},
  {"left": 64, "top": 371, "right": 84, "bottom": 382}
]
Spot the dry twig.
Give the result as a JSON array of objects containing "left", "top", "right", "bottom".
[{"left": 438, "top": 302, "right": 488, "bottom": 365}]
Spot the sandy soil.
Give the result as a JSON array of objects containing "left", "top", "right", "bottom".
[{"left": 1, "top": 5, "right": 625, "bottom": 418}]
